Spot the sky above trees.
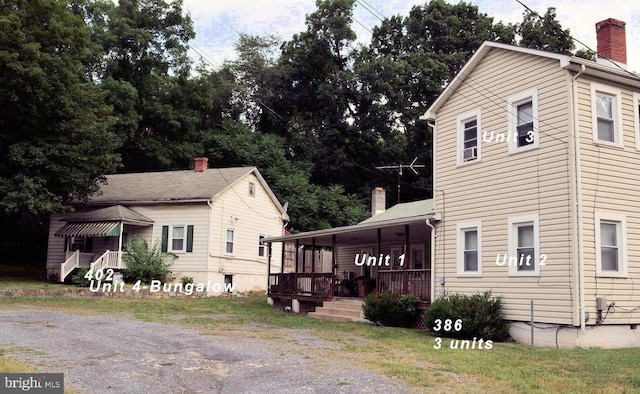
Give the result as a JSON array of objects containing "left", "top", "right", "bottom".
[{"left": 183, "top": 0, "right": 640, "bottom": 72}]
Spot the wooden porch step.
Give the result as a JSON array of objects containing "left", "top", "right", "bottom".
[{"left": 308, "top": 298, "right": 368, "bottom": 323}]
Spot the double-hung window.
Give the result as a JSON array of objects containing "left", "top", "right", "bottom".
[
  {"left": 508, "top": 89, "right": 538, "bottom": 153},
  {"left": 595, "top": 212, "right": 627, "bottom": 277},
  {"left": 457, "top": 221, "right": 481, "bottom": 276},
  {"left": 258, "top": 235, "right": 267, "bottom": 257},
  {"left": 226, "top": 229, "right": 235, "bottom": 254},
  {"left": 508, "top": 215, "right": 540, "bottom": 276},
  {"left": 591, "top": 83, "right": 622, "bottom": 146},
  {"left": 161, "top": 225, "right": 193, "bottom": 253},
  {"left": 457, "top": 109, "right": 481, "bottom": 165}
]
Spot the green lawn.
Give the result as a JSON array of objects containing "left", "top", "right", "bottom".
[{"left": 1, "top": 295, "right": 638, "bottom": 393}]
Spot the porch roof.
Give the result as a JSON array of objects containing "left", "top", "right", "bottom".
[
  {"left": 264, "top": 199, "right": 435, "bottom": 247},
  {"left": 55, "top": 221, "right": 121, "bottom": 238},
  {"left": 61, "top": 205, "right": 154, "bottom": 226}
]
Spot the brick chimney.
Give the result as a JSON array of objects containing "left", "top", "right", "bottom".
[
  {"left": 596, "top": 18, "right": 627, "bottom": 69},
  {"left": 371, "top": 187, "right": 385, "bottom": 217},
  {"left": 194, "top": 157, "right": 208, "bottom": 172}
]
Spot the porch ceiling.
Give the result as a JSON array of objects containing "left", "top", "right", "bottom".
[{"left": 265, "top": 215, "right": 433, "bottom": 247}]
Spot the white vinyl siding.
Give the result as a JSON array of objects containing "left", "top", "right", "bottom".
[
  {"left": 508, "top": 89, "right": 539, "bottom": 153},
  {"left": 433, "top": 49, "right": 573, "bottom": 324},
  {"left": 508, "top": 215, "right": 540, "bottom": 276},
  {"left": 594, "top": 212, "right": 627, "bottom": 278},
  {"left": 591, "top": 82, "right": 623, "bottom": 147},
  {"left": 457, "top": 109, "right": 481, "bottom": 166},
  {"left": 456, "top": 221, "right": 482, "bottom": 277}
]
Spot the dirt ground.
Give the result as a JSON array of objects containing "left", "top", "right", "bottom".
[{"left": 0, "top": 309, "right": 417, "bottom": 394}]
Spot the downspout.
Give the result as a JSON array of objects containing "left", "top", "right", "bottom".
[
  {"left": 572, "top": 64, "right": 586, "bottom": 332},
  {"left": 207, "top": 199, "right": 214, "bottom": 280},
  {"left": 425, "top": 218, "right": 436, "bottom": 303}
]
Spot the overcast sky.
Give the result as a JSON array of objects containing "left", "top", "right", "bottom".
[{"left": 182, "top": 0, "right": 640, "bottom": 72}]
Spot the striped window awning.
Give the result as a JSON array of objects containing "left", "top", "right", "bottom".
[{"left": 55, "top": 222, "right": 121, "bottom": 238}]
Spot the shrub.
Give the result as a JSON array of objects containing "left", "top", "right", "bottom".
[
  {"left": 180, "top": 276, "right": 194, "bottom": 285},
  {"left": 362, "top": 292, "right": 421, "bottom": 328},
  {"left": 424, "top": 291, "right": 509, "bottom": 340},
  {"left": 71, "top": 267, "right": 91, "bottom": 287},
  {"left": 122, "top": 239, "right": 176, "bottom": 284}
]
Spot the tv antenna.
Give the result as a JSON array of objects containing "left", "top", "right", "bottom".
[{"left": 375, "top": 157, "right": 425, "bottom": 203}]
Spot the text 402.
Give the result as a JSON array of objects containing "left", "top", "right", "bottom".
[{"left": 432, "top": 318, "right": 463, "bottom": 332}]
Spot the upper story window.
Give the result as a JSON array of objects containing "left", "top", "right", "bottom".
[
  {"left": 457, "top": 109, "right": 481, "bottom": 165},
  {"left": 595, "top": 212, "right": 627, "bottom": 278},
  {"left": 456, "top": 221, "right": 482, "bottom": 276},
  {"left": 249, "top": 182, "right": 256, "bottom": 197},
  {"left": 508, "top": 214, "right": 540, "bottom": 276},
  {"left": 508, "top": 89, "right": 538, "bottom": 153},
  {"left": 591, "top": 83, "right": 622, "bottom": 147}
]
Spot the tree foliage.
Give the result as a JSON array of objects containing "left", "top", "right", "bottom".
[
  {"left": 517, "top": 7, "right": 574, "bottom": 54},
  {"left": 0, "top": 0, "right": 120, "bottom": 214}
]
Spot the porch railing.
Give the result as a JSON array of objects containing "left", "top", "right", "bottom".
[
  {"left": 269, "top": 273, "right": 334, "bottom": 298},
  {"left": 90, "top": 251, "right": 123, "bottom": 272},
  {"left": 60, "top": 250, "right": 79, "bottom": 282},
  {"left": 377, "top": 269, "right": 431, "bottom": 301}
]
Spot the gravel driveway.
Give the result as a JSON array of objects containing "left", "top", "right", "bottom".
[{"left": 0, "top": 309, "right": 416, "bottom": 393}]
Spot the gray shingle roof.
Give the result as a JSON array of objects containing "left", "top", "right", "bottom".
[
  {"left": 61, "top": 205, "right": 153, "bottom": 224},
  {"left": 360, "top": 199, "right": 434, "bottom": 224},
  {"left": 88, "top": 167, "right": 256, "bottom": 204}
]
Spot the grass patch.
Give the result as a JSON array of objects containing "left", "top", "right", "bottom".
[{"left": 0, "top": 295, "right": 639, "bottom": 393}]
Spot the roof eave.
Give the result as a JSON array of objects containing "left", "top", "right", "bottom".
[{"left": 263, "top": 213, "right": 435, "bottom": 243}]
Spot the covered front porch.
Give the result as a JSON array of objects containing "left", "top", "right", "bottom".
[
  {"left": 265, "top": 199, "right": 436, "bottom": 304},
  {"left": 55, "top": 205, "right": 153, "bottom": 281}
]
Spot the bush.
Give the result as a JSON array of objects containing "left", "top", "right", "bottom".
[
  {"left": 362, "top": 292, "right": 421, "bottom": 328},
  {"left": 424, "top": 291, "right": 509, "bottom": 340},
  {"left": 122, "top": 239, "right": 176, "bottom": 284},
  {"left": 71, "top": 266, "right": 91, "bottom": 287},
  {"left": 180, "top": 276, "right": 194, "bottom": 285}
]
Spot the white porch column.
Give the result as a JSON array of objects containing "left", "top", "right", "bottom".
[{"left": 117, "top": 221, "right": 124, "bottom": 268}]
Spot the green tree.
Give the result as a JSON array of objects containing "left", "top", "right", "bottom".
[
  {"left": 80, "top": 0, "right": 206, "bottom": 171},
  {"left": 354, "top": 0, "right": 515, "bottom": 202},
  {"left": 204, "top": 121, "right": 367, "bottom": 231},
  {"left": 0, "top": 0, "right": 120, "bottom": 214},
  {"left": 517, "top": 7, "right": 574, "bottom": 54}
]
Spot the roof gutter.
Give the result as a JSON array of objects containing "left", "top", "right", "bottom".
[{"left": 572, "top": 64, "right": 587, "bottom": 332}]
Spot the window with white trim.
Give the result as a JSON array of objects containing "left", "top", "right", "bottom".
[
  {"left": 508, "top": 89, "right": 538, "bottom": 153},
  {"left": 508, "top": 215, "right": 540, "bottom": 276},
  {"left": 595, "top": 212, "right": 627, "bottom": 277},
  {"left": 225, "top": 229, "right": 235, "bottom": 254},
  {"left": 258, "top": 235, "right": 267, "bottom": 257},
  {"left": 457, "top": 109, "right": 481, "bottom": 165},
  {"left": 170, "top": 225, "right": 185, "bottom": 252},
  {"left": 249, "top": 182, "right": 256, "bottom": 197},
  {"left": 456, "top": 222, "right": 481, "bottom": 276},
  {"left": 591, "top": 83, "right": 623, "bottom": 146}
]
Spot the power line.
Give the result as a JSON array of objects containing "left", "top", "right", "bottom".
[{"left": 513, "top": 0, "right": 640, "bottom": 81}]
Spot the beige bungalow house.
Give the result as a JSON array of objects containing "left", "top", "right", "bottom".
[
  {"left": 47, "top": 158, "right": 289, "bottom": 294},
  {"left": 422, "top": 18, "right": 640, "bottom": 348}
]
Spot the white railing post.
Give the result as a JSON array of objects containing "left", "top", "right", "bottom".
[{"left": 60, "top": 250, "right": 80, "bottom": 282}]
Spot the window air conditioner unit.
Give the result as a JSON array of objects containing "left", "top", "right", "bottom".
[{"left": 463, "top": 147, "right": 477, "bottom": 161}]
